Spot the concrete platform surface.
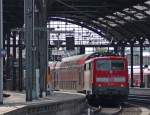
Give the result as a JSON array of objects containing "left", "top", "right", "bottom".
[
  {"left": 0, "top": 91, "right": 85, "bottom": 114},
  {"left": 130, "top": 87, "right": 150, "bottom": 95},
  {"left": 2, "top": 88, "right": 150, "bottom": 114}
]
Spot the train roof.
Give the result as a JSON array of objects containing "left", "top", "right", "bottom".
[
  {"left": 49, "top": 52, "right": 126, "bottom": 69},
  {"left": 94, "top": 56, "right": 125, "bottom": 59},
  {"left": 61, "top": 52, "right": 122, "bottom": 63},
  {"left": 49, "top": 61, "right": 62, "bottom": 69},
  {"left": 62, "top": 53, "right": 90, "bottom": 62},
  {"left": 85, "top": 56, "right": 126, "bottom": 63}
]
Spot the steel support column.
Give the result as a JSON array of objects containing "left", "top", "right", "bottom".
[
  {"left": 39, "top": 1, "right": 47, "bottom": 97},
  {"left": 3, "top": 33, "right": 5, "bottom": 66},
  {"left": 114, "top": 45, "right": 118, "bottom": 54},
  {"left": 0, "top": 0, "right": 3, "bottom": 104},
  {"left": 6, "top": 32, "right": 10, "bottom": 60},
  {"left": 5, "top": 30, "right": 10, "bottom": 83},
  {"left": 107, "top": 47, "right": 110, "bottom": 52},
  {"left": 24, "top": 0, "right": 35, "bottom": 101},
  {"left": 44, "top": 10, "right": 48, "bottom": 96},
  {"left": 121, "top": 46, "right": 125, "bottom": 57},
  {"left": 34, "top": 4, "right": 40, "bottom": 98},
  {"left": 18, "top": 32, "right": 23, "bottom": 91},
  {"left": 130, "top": 42, "right": 134, "bottom": 87},
  {"left": 12, "top": 32, "right": 16, "bottom": 90},
  {"left": 140, "top": 39, "right": 144, "bottom": 88}
]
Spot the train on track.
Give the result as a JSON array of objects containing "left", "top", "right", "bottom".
[{"left": 48, "top": 52, "right": 129, "bottom": 105}]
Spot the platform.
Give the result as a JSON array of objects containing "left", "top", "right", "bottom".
[
  {"left": 0, "top": 91, "right": 86, "bottom": 115},
  {"left": 129, "top": 87, "right": 150, "bottom": 95},
  {"left": 1, "top": 88, "right": 149, "bottom": 114}
]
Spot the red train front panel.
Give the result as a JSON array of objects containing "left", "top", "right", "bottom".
[{"left": 88, "top": 56, "right": 129, "bottom": 101}]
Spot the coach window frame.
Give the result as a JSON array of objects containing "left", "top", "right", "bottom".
[{"left": 84, "top": 62, "right": 91, "bottom": 71}]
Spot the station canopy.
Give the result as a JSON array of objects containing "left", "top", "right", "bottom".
[{"left": 4, "top": 0, "right": 150, "bottom": 45}]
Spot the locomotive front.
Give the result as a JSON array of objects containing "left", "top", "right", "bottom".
[{"left": 87, "top": 56, "right": 129, "bottom": 104}]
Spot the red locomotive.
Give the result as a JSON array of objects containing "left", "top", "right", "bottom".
[{"left": 49, "top": 52, "right": 129, "bottom": 105}]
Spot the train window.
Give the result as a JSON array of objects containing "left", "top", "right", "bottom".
[
  {"left": 111, "top": 61, "right": 124, "bottom": 70},
  {"left": 84, "top": 64, "right": 86, "bottom": 70},
  {"left": 79, "top": 72, "right": 81, "bottom": 85},
  {"left": 84, "top": 63, "right": 91, "bottom": 70},
  {"left": 89, "top": 63, "right": 91, "bottom": 70},
  {"left": 86, "top": 64, "right": 89, "bottom": 70},
  {"left": 96, "top": 60, "right": 111, "bottom": 71}
]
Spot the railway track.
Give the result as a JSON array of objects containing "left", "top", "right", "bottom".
[
  {"left": 128, "top": 94, "right": 150, "bottom": 105},
  {"left": 81, "top": 95, "right": 150, "bottom": 115},
  {"left": 88, "top": 104, "right": 123, "bottom": 115}
]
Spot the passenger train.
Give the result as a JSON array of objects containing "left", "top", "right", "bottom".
[{"left": 48, "top": 52, "right": 129, "bottom": 105}]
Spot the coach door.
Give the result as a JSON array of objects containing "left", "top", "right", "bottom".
[{"left": 84, "top": 62, "right": 92, "bottom": 91}]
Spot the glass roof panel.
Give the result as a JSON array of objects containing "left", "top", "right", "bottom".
[
  {"left": 109, "top": 23, "right": 117, "bottom": 27},
  {"left": 124, "top": 9, "right": 137, "bottom": 14},
  {"left": 48, "top": 20, "right": 110, "bottom": 47},
  {"left": 123, "top": 8, "right": 130, "bottom": 12},
  {"left": 114, "top": 12, "right": 126, "bottom": 17},
  {"left": 134, "top": 13, "right": 146, "bottom": 19},
  {"left": 98, "top": 17, "right": 104, "bottom": 21},
  {"left": 107, "top": 21, "right": 117, "bottom": 27},
  {"left": 92, "top": 20, "right": 100, "bottom": 24},
  {"left": 100, "top": 24, "right": 107, "bottom": 28},
  {"left": 106, "top": 16, "right": 116, "bottom": 19},
  {"left": 145, "top": 10, "right": 150, "bottom": 15},
  {"left": 115, "top": 20, "right": 125, "bottom": 24},
  {"left": 133, "top": 5, "right": 147, "bottom": 10},
  {"left": 124, "top": 16, "right": 135, "bottom": 21},
  {"left": 145, "top": 0, "right": 150, "bottom": 5}
]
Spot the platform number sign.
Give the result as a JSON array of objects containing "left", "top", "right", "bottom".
[{"left": 49, "top": 55, "right": 62, "bottom": 61}]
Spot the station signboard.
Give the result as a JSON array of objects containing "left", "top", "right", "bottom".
[{"left": 49, "top": 55, "right": 62, "bottom": 61}]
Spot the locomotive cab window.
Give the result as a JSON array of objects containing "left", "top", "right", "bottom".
[
  {"left": 111, "top": 61, "right": 124, "bottom": 70},
  {"left": 96, "top": 60, "right": 110, "bottom": 71},
  {"left": 96, "top": 60, "right": 125, "bottom": 71}
]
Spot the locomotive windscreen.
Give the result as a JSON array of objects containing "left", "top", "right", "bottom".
[
  {"left": 111, "top": 61, "right": 124, "bottom": 70},
  {"left": 96, "top": 60, "right": 124, "bottom": 71},
  {"left": 96, "top": 60, "right": 110, "bottom": 71}
]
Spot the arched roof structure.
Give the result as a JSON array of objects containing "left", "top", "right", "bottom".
[{"left": 4, "top": 0, "right": 150, "bottom": 44}]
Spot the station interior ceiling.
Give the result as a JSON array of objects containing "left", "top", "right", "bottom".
[{"left": 3, "top": 0, "right": 150, "bottom": 46}]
